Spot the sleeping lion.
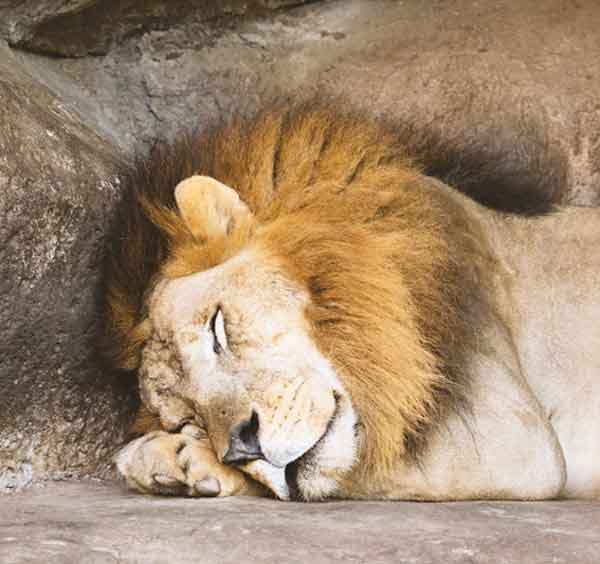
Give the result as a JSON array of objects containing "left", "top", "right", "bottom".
[{"left": 103, "top": 103, "right": 600, "bottom": 501}]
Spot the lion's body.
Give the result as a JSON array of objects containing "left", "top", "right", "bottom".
[
  {"left": 105, "top": 104, "right": 600, "bottom": 501},
  {"left": 479, "top": 203, "right": 600, "bottom": 498},
  {"left": 345, "top": 183, "right": 600, "bottom": 500}
]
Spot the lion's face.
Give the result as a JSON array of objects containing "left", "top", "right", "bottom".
[{"left": 139, "top": 247, "right": 359, "bottom": 500}]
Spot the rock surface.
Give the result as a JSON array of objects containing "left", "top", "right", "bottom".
[
  {"left": 1, "top": 481, "right": 600, "bottom": 564},
  {"left": 35, "top": 0, "right": 600, "bottom": 205},
  {"left": 0, "top": 44, "right": 133, "bottom": 490},
  {"left": 0, "top": 1, "right": 313, "bottom": 57}
]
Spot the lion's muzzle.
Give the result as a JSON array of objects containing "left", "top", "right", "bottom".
[{"left": 220, "top": 377, "right": 339, "bottom": 499}]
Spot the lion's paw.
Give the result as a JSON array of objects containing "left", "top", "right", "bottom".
[{"left": 115, "top": 427, "right": 262, "bottom": 497}]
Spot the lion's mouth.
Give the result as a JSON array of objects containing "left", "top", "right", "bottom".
[{"left": 284, "top": 455, "right": 302, "bottom": 501}]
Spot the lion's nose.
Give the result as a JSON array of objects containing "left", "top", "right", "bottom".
[{"left": 222, "top": 410, "right": 264, "bottom": 465}]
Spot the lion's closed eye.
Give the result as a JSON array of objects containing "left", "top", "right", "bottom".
[{"left": 209, "top": 306, "right": 228, "bottom": 354}]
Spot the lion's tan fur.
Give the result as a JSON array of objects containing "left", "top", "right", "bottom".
[{"left": 104, "top": 104, "right": 484, "bottom": 476}]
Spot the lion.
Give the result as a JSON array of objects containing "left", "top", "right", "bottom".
[{"left": 102, "top": 102, "right": 600, "bottom": 501}]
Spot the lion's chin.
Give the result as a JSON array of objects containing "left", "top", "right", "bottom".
[
  {"left": 240, "top": 458, "right": 291, "bottom": 500},
  {"left": 240, "top": 448, "right": 327, "bottom": 501}
]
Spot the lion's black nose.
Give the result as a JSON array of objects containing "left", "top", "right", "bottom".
[{"left": 222, "top": 410, "right": 264, "bottom": 465}]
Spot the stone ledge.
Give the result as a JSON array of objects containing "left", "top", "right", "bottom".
[
  {"left": 1, "top": 481, "right": 599, "bottom": 563},
  {"left": 0, "top": 1, "right": 316, "bottom": 57}
]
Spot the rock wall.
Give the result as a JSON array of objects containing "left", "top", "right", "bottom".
[
  {"left": 0, "top": 1, "right": 309, "bottom": 57},
  {"left": 0, "top": 44, "right": 132, "bottom": 490},
  {"left": 27, "top": 0, "right": 600, "bottom": 204},
  {"left": 1, "top": 0, "right": 599, "bottom": 491}
]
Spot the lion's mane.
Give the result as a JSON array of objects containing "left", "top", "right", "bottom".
[{"left": 103, "top": 102, "right": 536, "bottom": 475}]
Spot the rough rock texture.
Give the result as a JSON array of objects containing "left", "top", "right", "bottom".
[
  {"left": 0, "top": 43, "right": 133, "bottom": 490},
  {"left": 2, "top": 482, "right": 600, "bottom": 564},
  {"left": 0, "top": 1, "right": 313, "bottom": 57},
  {"left": 32, "top": 0, "right": 600, "bottom": 205},
  {"left": 1, "top": 0, "right": 600, "bottom": 492}
]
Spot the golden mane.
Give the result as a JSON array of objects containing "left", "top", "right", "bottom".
[{"left": 103, "top": 103, "right": 486, "bottom": 474}]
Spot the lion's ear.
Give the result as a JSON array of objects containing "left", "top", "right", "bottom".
[{"left": 174, "top": 175, "right": 251, "bottom": 241}]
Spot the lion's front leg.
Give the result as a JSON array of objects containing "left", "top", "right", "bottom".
[{"left": 115, "top": 425, "right": 267, "bottom": 498}]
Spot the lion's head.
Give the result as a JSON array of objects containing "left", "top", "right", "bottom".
[{"left": 104, "top": 106, "right": 480, "bottom": 500}]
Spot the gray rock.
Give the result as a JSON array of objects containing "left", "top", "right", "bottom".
[
  {"left": 0, "top": 0, "right": 315, "bottom": 57},
  {"left": 36, "top": 0, "right": 600, "bottom": 205},
  {"left": 0, "top": 43, "right": 133, "bottom": 491},
  {"left": 1, "top": 481, "right": 600, "bottom": 564}
]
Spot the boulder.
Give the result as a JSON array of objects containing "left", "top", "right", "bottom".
[
  {"left": 32, "top": 0, "right": 599, "bottom": 204},
  {"left": 0, "top": 44, "right": 133, "bottom": 490},
  {"left": 0, "top": 0, "right": 313, "bottom": 57}
]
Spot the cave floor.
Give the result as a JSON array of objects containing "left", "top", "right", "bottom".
[{"left": 1, "top": 481, "right": 599, "bottom": 563}]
